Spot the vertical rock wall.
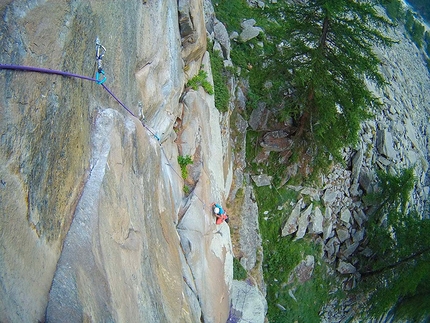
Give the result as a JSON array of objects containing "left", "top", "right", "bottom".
[{"left": 0, "top": 1, "right": 232, "bottom": 322}]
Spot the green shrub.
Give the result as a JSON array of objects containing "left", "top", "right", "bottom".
[
  {"left": 209, "top": 50, "right": 230, "bottom": 112},
  {"left": 183, "top": 185, "right": 190, "bottom": 195},
  {"left": 187, "top": 69, "right": 214, "bottom": 95},
  {"left": 233, "top": 257, "right": 247, "bottom": 280},
  {"left": 178, "top": 155, "right": 193, "bottom": 179}
]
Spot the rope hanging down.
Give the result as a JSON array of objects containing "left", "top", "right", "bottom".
[{"left": 0, "top": 38, "right": 209, "bottom": 210}]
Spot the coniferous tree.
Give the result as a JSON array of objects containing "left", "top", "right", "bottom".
[
  {"left": 263, "top": 0, "right": 393, "bottom": 171},
  {"left": 359, "top": 168, "right": 430, "bottom": 320}
]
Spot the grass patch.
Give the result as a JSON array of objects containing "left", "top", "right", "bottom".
[
  {"left": 214, "top": 0, "right": 276, "bottom": 111},
  {"left": 255, "top": 184, "right": 335, "bottom": 322},
  {"left": 245, "top": 127, "right": 335, "bottom": 321},
  {"left": 233, "top": 257, "right": 248, "bottom": 280}
]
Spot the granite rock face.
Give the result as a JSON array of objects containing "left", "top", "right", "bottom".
[{"left": 0, "top": 1, "right": 232, "bottom": 322}]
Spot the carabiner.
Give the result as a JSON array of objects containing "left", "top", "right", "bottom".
[
  {"left": 95, "top": 37, "right": 106, "bottom": 72},
  {"left": 95, "top": 37, "right": 107, "bottom": 84}
]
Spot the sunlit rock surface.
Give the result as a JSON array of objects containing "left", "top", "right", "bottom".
[{"left": 0, "top": 1, "right": 232, "bottom": 322}]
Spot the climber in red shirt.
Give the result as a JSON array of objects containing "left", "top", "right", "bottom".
[{"left": 211, "top": 202, "right": 230, "bottom": 225}]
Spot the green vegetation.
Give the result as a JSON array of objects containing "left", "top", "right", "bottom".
[
  {"left": 177, "top": 154, "right": 193, "bottom": 179},
  {"left": 359, "top": 168, "right": 430, "bottom": 321},
  {"left": 380, "top": 0, "right": 430, "bottom": 73},
  {"left": 187, "top": 69, "right": 214, "bottom": 95},
  {"left": 405, "top": 9, "right": 426, "bottom": 47},
  {"left": 263, "top": 1, "right": 392, "bottom": 173},
  {"left": 214, "top": 0, "right": 272, "bottom": 111},
  {"left": 255, "top": 183, "right": 335, "bottom": 322},
  {"left": 217, "top": 0, "right": 393, "bottom": 176},
  {"left": 213, "top": 1, "right": 430, "bottom": 321},
  {"left": 425, "top": 31, "right": 430, "bottom": 57},
  {"left": 243, "top": 129, "right": 335, "bottom": 321},
  {"left": 380, "top": 0, "right": 405, "bottom": 21},
  {"left": 209, "top": 46, "right": 230, "bottom": 112},
  {"left": 380, "top": 0, "right": 428, "bottom": 51},
  {"left": 233, "top": 257, "right": 247, "bottom": 280}
]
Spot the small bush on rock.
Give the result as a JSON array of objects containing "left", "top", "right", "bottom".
[
  {"left": 178, "top": 155, "right": 193, "bottom": 179},
  {"left": 187, "top": 69, "right": 214, "bottom": 95}
]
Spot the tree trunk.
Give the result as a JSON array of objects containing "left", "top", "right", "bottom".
[
  {"left": 361, "top": 247, "right": 430, "bottom": 278},
  {"left": 296, "top": 86, "right": 314, "bottom": 138},
  {"left": 319, "top": 16, "right": 329, "bottom": 49}
]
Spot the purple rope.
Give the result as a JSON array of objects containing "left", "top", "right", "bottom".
[
  {"left": 0, "top": 63, "right": 137, "bottom": 114},
  {"left": 0, "top": 64, "right": 96, "bottom": 82},
  {"left": 0, "top": 63, "right": 164, "bottom": 139},
  {"left": 100, "top": 83, "right": 136, "bottom": 117}
]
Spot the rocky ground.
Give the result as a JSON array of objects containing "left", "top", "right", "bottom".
[
  {"left": 213, "top": 1, "right": 430, "bottom": 321},
  {"left": 237, "top": 10, "right": 430, "bottom": 323}
]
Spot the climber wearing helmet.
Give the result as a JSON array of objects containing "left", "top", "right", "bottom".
[{"left": 211, "top": 202, "right": 230, "bottom": 225}]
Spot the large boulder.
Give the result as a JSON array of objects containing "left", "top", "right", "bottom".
[
  {"left": 238, "top": 175, "right": 262, "bottom": 271},
  {"left": 229, "top": 280, "right": 267, "bottom": 323},
  {"left": 310, "top": 206, "right": 324, "bottom": 234},
  {"left": 281, "top": 199, "right": 303, "bottom": 236},
  {"left": 376, "top": 129, "right": 397, "bottom": 160},
  {"left": 295, "top": 204, "right": 312, "bottom": 240},
  {"left": 288, "top": 255, "right": 315, "bottom": 284},
  {"left": 249, "top": 104, "right": 270, "bottom": 130},
  {"left": 239, "top": 19, "right": 263, "bottom": 42},
  {"left": 261, "top": 130, "right": 294, "bottom": 152}
]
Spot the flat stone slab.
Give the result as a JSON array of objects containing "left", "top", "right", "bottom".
[
  {"left": 229, "top": 280, "right": 267, "bottom": 323},
  {"left": 337, "top": 261, "right": 356, "bottom": 274},
  {"left": 251, "top": 174, "right": 272, "bottom": 187},
  {"left": 281, "top": 200, "right": 302, "bottom": 236}
]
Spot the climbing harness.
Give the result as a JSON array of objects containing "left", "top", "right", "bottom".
[
  {"left": 0, "top": 39, "right": 211, "bottom": 211},
  {"left": 95, "top": 37, "right": 106, "bottom": 84}
]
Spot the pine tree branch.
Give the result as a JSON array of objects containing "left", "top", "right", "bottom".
[{"left": 361, "top": 247, "right": 430, "bottom": 278}]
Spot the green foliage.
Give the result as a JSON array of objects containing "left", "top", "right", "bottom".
[
  {"left": 214, "top": 0, "right": 273, "bottom": 110},
  {"left": 425, "top": 31, "right": 430, "bottom": 55},
  {"left": 365, "top": 167, "right": 415, "bottom": 221},
  {"left": 262, "top": 0, "right": 392, "bottom": 170},
  {"left": 233, "top": 257, "right": 247, "bottom": 280},
  {"left": 362, "top": 214, "right": 430, "bottom": 320},
  {"left": 209, "top": 48, "right": 230, "bottom": 112},
  {"left": 405, "top": 10, "right": 425, "bottom": 47},
  {"left": 212, "top": 0, "right": 258, "bottom": 34},
  {"left": 187, "top": 69, "right": 214, "bottom": 95},
  {"left": 242, "top": 130, "right": 334, "bottom": 321},
  {"left": 359, "top": 168, "right": 430, "bottom": 320},
  {"left": 178, "top": 155, "right": 193, "bottom": 179},
  {"left": 251, "top": 181, "right": 335, "bottom": 322},
  {"left": 183, "top": 185, "right": 190, "bottom": 195},
  {"left": 380, "top": 0, "right": 404, "bottom": 22}
]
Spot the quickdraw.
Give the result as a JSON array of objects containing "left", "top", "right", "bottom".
[{"left": 95, "top": 37, "right": 107, "bottom": 84}]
